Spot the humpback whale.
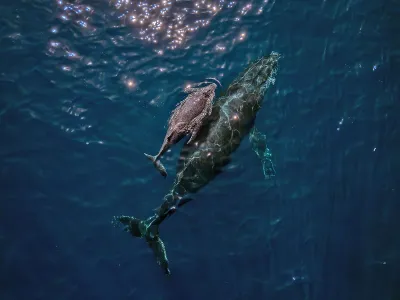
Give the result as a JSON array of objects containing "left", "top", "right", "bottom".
[
  {"left": 113, "top": 52, "right": 280, "bottom": 275},
  {"left": 144, "top": 80, "right": 219, "bottom": 178}
]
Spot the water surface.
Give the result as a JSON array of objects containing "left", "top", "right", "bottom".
[{"left": 1, "top": 0, "right": 399, "bottom": 299}]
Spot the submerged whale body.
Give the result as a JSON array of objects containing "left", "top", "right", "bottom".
[{"left": 113, "top": 52, "right": 280, "bottom": 275}]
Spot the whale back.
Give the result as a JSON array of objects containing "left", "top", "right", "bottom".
[
  {"left": 172, "top": 53, "right": 280, "bottom": 196},
  {"left": 168, "top": 83, "right": 217, "bottom": 128}
]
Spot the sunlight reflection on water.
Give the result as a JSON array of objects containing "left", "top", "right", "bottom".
[
  {"left": 52, "top": 0, "right": 270, "bottom": 50},
  {"left": 47, "top": 0, "right": 275, "bottom": 139}
]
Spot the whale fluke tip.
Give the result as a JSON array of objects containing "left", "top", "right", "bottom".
[
  {"left": 144, "top": 153, "right": 168, "bottom": 178},
  {"left": 112, "top": 215, "right": 171, "bottom": 275},
  {"left": 144, "top": 153, "right": 155, "bottom": 161}
]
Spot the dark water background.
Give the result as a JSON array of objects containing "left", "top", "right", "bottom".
[{"left": 1, "top": 0, "right": 399, "bottom": 299}]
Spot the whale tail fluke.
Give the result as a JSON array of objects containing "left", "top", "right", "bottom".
[
  {"left": 112, "top": 215, "right": 171, "bottom": 275},
  {"left": 144, "top": 153, "right": 168, "bottom": 178}
]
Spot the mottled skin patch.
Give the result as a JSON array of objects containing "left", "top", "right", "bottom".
[{"left": 144, "top": 82, "right": 218, "bottom": 177}]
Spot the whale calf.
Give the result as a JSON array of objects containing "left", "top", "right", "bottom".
[
  {"left": 113, "top": 52, "right": 280, "bottom": 275},
  {"left": 144, "top": 81, "right": 219, "bottom": 177}
]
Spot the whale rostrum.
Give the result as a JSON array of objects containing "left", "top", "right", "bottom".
[{"left": 113, "top": 52, "right": 280, "bottom": 275}]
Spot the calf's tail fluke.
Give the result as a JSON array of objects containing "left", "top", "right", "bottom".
[
  {"left": 144, "top": 153, "right": 168, "bottom": 178},
  {"left": 112, "top": 214, "right": 171, "bottom": 275}
]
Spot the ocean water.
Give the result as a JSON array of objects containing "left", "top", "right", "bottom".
[{"left": 1, "top": 0, "right": 399, "bottom": 299}]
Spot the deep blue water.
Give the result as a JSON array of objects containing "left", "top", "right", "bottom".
[{"left": 1, "top": 0, "right": 399, "bottom": 299}]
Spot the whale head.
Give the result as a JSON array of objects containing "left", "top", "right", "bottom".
[{"left": 226, "top": 52, "right": 280, "bottom": 98}]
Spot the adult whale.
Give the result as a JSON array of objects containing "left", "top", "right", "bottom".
[{"left": 113, "top": 52, "right": 280, "bottom": 275}]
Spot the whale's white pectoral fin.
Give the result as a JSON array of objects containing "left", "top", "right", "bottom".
[
  {"left": 187, "top": 126, "right": 201, "bottom": 144},
  {"left": 249, "top": 126, "right": 276, "bottom": 179}
]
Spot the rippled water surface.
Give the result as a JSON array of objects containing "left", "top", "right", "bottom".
[{"left": 1, "top": 0, "right": 399, "bottom": 299}]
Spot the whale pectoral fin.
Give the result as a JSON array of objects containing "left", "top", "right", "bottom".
[
  {"left": 249, "top": 127, "right": 276, "bottom": 179},
  {"left": 188, "top": 114, "right": 209, "bottom": 144},
  {"left": 187, "top": 127, "right": 200, "bottom": 144},
  {"left": 187, "top": 108, "right": 210, "bottom": 145}
]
